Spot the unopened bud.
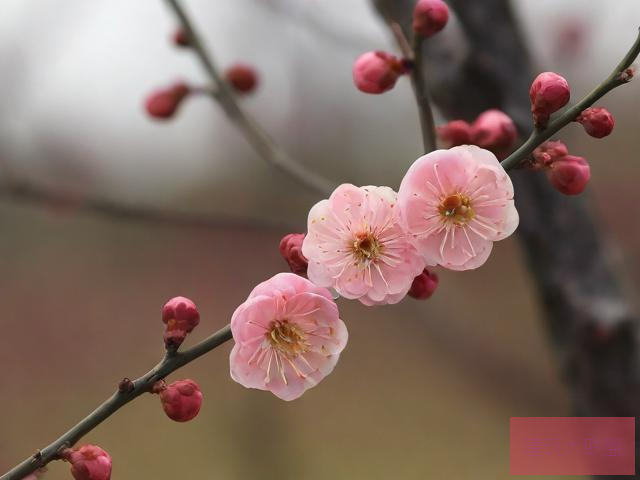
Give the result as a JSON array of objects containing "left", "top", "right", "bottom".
[
  {"left": 620, "top": 67, "right": 635, "bottom": 82},
  {"left": 408, "top": 269, "right": 439, "bottom": 300},
  {"left": 158, "top": 379, "right": 203, "bottom": 422},
  {"left": 529, "top": 72, "right": 570, "bottom": 128},
  {"left": 279, "top": 233, "right": 308, "bottom": 276},
  {"left": 63, "top": 445, "right": 112, "bottom": 480},
  {"left": 162, "top": 296, "right": 200, "bottom": 350},
  {"left": 531, "top": 140, "right": 568, "bottom": 169},
  {"left": 437, "top": 120, "right": 472, "bottom": 147},
  {"left": 470, "top": 109, "right": 517, "bottom": 153},
  {"left": 224, "top": 64, "right": 258, "bottom": 94},
  {"left": 352, "top": 51, "right": 408, "bottom": 94},
  {"left": 144, "top": 82, "right": 190, "bottom": 119},
  {"left": 413, "top": 0, "right": 449, "bottom": 38},
  {"left": 546, "top": 155, "right": 590, "bottom": 195},
  {"left": 576, "top": 107, "right": 614, "bottom": 138},
  {"left": 172, "top": 28, "right": 190, "bottom": 47}
]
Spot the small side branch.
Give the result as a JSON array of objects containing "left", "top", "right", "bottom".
[
  {"left": 388, "top": 22, "right": 437, "bottom": 153},
  {"left": 164, "top": 0, "right": 335, "bottom": 196},
  {"left": 501, "top": 28, "right": 640, "bottom": 171}
]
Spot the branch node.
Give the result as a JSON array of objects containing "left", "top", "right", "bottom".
[{"left": 117, "top": 377, "right": 135, "bottom": 394}]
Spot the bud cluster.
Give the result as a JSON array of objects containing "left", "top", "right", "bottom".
[
  {"left": 352, "top": 0, "right": 449, "bottom": 95},
  {"left": 437, "top": 109, "right": 517, "bottom": 158},
  {"left": 531, "top": 140, "right": 590, "bottom": 195}
]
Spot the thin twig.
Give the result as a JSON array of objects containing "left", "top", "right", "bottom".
[
  {"left": 0, "top": 179, "right": 292, "bottom": 231},
  {"left": 409, "top": 34, "right": 438, "bottom": 153},
  {"left": 501, "top": 28, "right": 640, "bottom": 171},
  {"left": 164, "top": 0, "right": 335, "bottom": 197},
  {"left": 387, "top": 22, "right": 437, "bottom": 153},
  {"left": 0, "top": 325, "right": 233, "bottom": 480}
]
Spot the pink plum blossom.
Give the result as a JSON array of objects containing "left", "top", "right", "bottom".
[
  {"left": 230, "top": 273, "right": 347, "bottom": 401},
  {"left": 398, "top": 145, "right": 519, "bottom": 271},
  {"left": 302, "top": 184, "right": 426, "bottom": 306}
]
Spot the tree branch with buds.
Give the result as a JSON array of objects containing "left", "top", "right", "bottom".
[
  {"left": 500, "top": 28, "right": 640, "bottom": 171},
  {"left": 4, "top": 1, "right": 640, "bottom": 479},
  {"left": 0, "top": 323, "right": 232, "bottom": 480},
  {"left": 163, "top": 0, "right": 335, "bottom": 197}
]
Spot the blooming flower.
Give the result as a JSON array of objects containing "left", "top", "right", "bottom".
[
  {"left": 230, "top": 273, "right": 347, "bottom": 401},
  {"left": 302, "top": 184, "right": 425, "bottom": 305},
  {"left": 398, "top": 145, "right": 519, "bottom": 271}
]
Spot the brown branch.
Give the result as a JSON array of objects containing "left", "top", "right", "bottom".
[
  {"left": 0, "top": 179, "right": 292, "bottom": 231},
  {"left": 386, "top": 21, "right": 437, "bottom": 153}
]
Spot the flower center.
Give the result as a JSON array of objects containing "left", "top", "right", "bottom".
[
  {"left": 438, "top": 193, "right": 474, "bottom": 225},
  {"left": 352, "top": 231, "right": 381, "bottom": 263},
  {"left": 267, "top": 320, "right": 307, "bottom": 358}
]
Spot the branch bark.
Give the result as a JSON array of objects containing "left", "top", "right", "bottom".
[{"left": 373, "top": 0, "right": 640, "bottom": 476}]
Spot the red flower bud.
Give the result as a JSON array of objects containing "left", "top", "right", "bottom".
[
  {"left": 352, "top": 51, "right": 407, "bottom": 94},
  {"left": 470, "top": 109, "right": 517, "bottom": 153},
  {"left": 144, "top": 82, "right": 190, "bottom": 119},
  {"left": 408, "top": 269, "right": 439, "bottom": 300},
  {"left": 279, "top": 233, "right": 308, "bottom": 276},
  {"left": 162, "top": 296, "right": 200, "bottom": 350},
  {"left": 531, "top": 140, "right": 569, "bottom": 169},
  {"left": 64, "top": 445, "right": 112, "bottom": 480},
  {"left": 158, "top": 379, "right": 203, "bottom": 422},
  {"left": 413, "top": 0, "right": 449, "bottom": 38},
  {"left": 529, "top": 72, "right": 570, "bottom": 128},
  {"left": 546, "top": 155, "right": 590, "bottom": 195},
  {"left": 437, "top": 120, "right": 472, "bottom": 147},
  {"left": 224, "top": 64, "right": 258, "bottom": 94},
  {"left": 172, "top": 28, "right": 190, "bottom": 47},
  {"left": 576, "top": 107, "right": 614, "bottom": 138}
]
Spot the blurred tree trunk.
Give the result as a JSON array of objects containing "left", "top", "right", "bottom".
[{"left": 373, "top": 0, "right": 640, "bottom": 476}]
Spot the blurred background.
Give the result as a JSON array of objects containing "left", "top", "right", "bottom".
[{"left": 1, "top": 1, "right": 638, "bottom": 478}]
